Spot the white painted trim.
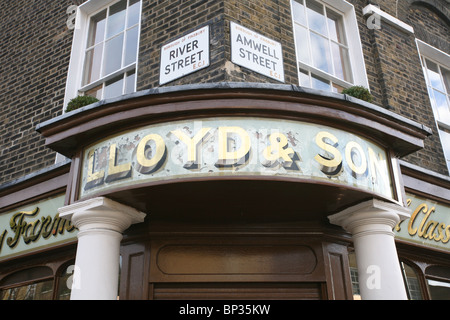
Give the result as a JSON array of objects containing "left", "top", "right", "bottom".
[
  {"left": 63, "top": 5, "right": 89, "bottom": 112},
  {"left": 63, "top": 0, "right": 142, "bottom": 113},
  {"left": 329, "top": 199, "right": 410, "bottom": 300},
  {"left": 343, "top": 1, "right": 369, "bottom": 88},
  {"left": 59, "top": 196, "right": 145, "bottom": 300},
  {"left": 416, "top": 39, "right": 450, "bottom": 173},
  {"left": 362, "top": 4, "right": 414, "bottom": 34},
  {"left": 416, "top": 39, "right": 450, "bottom": 66}
]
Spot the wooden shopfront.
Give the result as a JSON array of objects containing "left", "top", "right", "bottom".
[{"left": 32, "top": 83, "right": 438, "bottom": 300}]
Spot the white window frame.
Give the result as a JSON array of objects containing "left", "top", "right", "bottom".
[
  {"left": 290, "top": 0, "right": 369, "bottom": 91},
  {"left": 63, "top": 0, "right": 142, "bottom": 111},
  {"left": 417, "top": 39, "right": 450, "bottom": 172}
]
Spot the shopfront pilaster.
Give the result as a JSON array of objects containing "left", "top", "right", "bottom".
[
  {"left": 329, "top": 199, "right": 410, "bottom": 300},
  {"left": 59, "top": 197, "right": 146, "bottom": 300}
]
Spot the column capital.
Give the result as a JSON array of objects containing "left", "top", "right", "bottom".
[
  {"left": 329, "top": 199, "right": 410, "bottom": 299},
  {"left": 59, "top": 197, "right": 146, "bottom": 233},
  {"left": 58, "top": 197, "right": 146, "bottom": 299},
  {"left": 329, "top": 199, "right": 410, "bottom": 235}
]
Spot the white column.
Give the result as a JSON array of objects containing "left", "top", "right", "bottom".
[
  {"left": 328, "top": 199, "right": 410, "bottom": 300},
  {"left": 59, "top": 197, "right": 146, "bottom": 300}
]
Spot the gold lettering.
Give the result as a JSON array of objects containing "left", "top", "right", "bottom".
[
  {"left": 408, "top": 203, "right": 427, "bottom": 236},
  {"left": 216, "top": 127, "right": 251, "bottom": 167},
  {"left": 0, "top": 230, "right": 6, "bottom": 252},
  {"left": 345, "top": 141, "right": 367, "bottom": 176},
  {"left": 314, "top": 131, "right": 342, "bottom": 176},
  {"left": 6, "top": 208, "right": 39, "bottom": 249},
  {"left": 133, "top": 133, "right": 166, "bottom": 174},
  {"left": 170, "top": 127, "right": 212, "bottom": 169},
  {"left": 1, "top": 208, "right": 76, "bottom": 254},
  {"left": 105, "top": 144, "right": 132, "bottom": 183},
  {"left": 423, "top": 220, "right": 438, "bottom": 240},
  {"left": 368, "top": 147, "right": 389, "bottom": 189},
  {"left": 404, "top": 200, "right": 450, "bottom": 245},
  {"left": 262, "top": 132, "right": 295, "bottom": 169},
  {"left": 418, "top": 206, "right": 435, "bottom": 237},
  {"left": 85, "top": 149, "right": 105, "bottom": 190},
  {"left": 444, "top": 225, "right": 450, "bottom": 243},
  {"left": 434, "top": 222, "right": 446, "bottom": 242}
]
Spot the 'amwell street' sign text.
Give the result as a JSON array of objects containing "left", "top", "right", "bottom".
[{"left": 230, "top": 22, "right": 284, "bottom": 82}]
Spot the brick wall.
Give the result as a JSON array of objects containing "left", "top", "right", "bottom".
[
  {"left": 404, "top": 1, "right": 450, "bottom": 175},
  {"left": 1, "top": 0, "right": 449, "bottom": 186},
  {"left": 137, "top": 0, "right": 227, "bottom": 89},
  {"left": 351, "top": 0, "right": 449, "bottom": 175},
  {"left": 222, "top": 0, "right": 298, "bottom": 84},
  {"left": 0, "top": 0, "right": 74, "bottom": 184}
]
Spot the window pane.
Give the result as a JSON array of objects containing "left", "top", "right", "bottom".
[
  {"left": 127, "top": 0, "right": 141, "bottom": 28},
  {"left": 310, "top": 32, "right": 331, "bottom": 73},
  {"left": 87, "top": 10, "right": 106, "bottom": 47},
  {"left": 103, "top": 33, "right": 124, "bottom": 76},
  {"left": 326, "top": 8, "right": 346, "bottom": 44},
  {"left": 331, "top": 42, "right": 351, "bottom": 82},
  {"left": 1, "top": 279, "right": 54, "bottom": 300},
  {"left": 439, "top": 130, "right": 450, "bottom": 169},
  {"left": 427, "top": 279, "right": 450, "bottom": 300},
  {"left": 84, "top": 84, "right": 103, "bottom": 100},
  {"left": 104, "top": 76, "right": 124, "bottom": 99},
  {"left": 294, "top": 24, "right": 310, "bottom": 64},
  {"left": 432, "top": 89, "right": 450, "bottom": 123},
  {"left": 401, "top": 262, "right": 423, "bottom": 300},
  {"left": 426, "top": 59, "right": 444, "bottom": 91},
  {"left": 311, "top": 73, "right": 330, "bottom": 91},
  {"left": 124, "top": 26, "right": 138, "bottom": 66},
  {"left": 83, "top": 43, "right": 104, "bottom": 85},
  {"left": 125, "top": 70, "right": 136, "bottom": 94},
  {"left": 57, "top": 265, "right": 74, "bottom": 300},
  {"left": 332, "top": 82, "right": 344, "bottom": 93},
  {"left": 348, "top": 252, "right": 361, "bottom": 300},
  {"left": 442, "top": 67, "right": 450, "bottom": 94},
  {"left": 106, "top": 0, "right": 127, "bottom": 39},
  {"left": 306, "top": 0, "right": 326, "bottom": 36},
  {"left": 292, "top": 0, "right": 306, "bottom": 26},
  {"left": 299, "top": 68, "right": 310, "bottom": 86}
]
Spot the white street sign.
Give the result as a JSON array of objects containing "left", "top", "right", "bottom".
[
  {"left": 160, "top": 25, "right": 210, "bottom": 85},
  {"left": 230, "top": 22, "right": 284, "bottom": 82}
]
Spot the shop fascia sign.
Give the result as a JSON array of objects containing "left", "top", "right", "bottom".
[
  {"left": 160, "top": 25, "right": 210, "bottom": 85},
  {"left": 79, "top": 118, "right": 393, "bottom": 200},
  {"left": 230, "top": 21, "right": 284, "bottom": 82},
  {"left": 0, "top": 194, "right": 77, "bottom": 261},
  {"left": 395, "top": 193, "right": 450, "bottom": 251}
]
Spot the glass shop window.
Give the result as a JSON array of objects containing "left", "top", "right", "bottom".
[
  {"left": 348, "top": 253, "right": 427, "bottom": 300},
  {"left": 0, "top": 263, "right": 75, "bottom": 300},
  {"left": 400, "top": 261, "right": 423, "bottom": 300},
  {"left": 426, "top": 266, "right": 450, "bottom": 300}
]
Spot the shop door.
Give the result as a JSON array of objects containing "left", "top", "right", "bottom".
[
  {"left": 151, "top": 282, "right": 323, "bottom": 300},
  {"left": 119, "top": 233, "right": 352, "bottom": 300}
]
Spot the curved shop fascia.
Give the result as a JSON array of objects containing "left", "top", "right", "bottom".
[{"left": 37, "top": 83, "right": 430, "bottom": 216}]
